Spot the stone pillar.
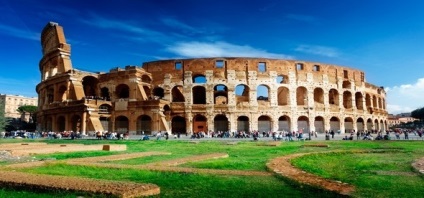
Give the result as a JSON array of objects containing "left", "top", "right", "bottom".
[
  {"left": 81, "top": 112, "right": 87, "bottom": 135},
  {"left": 186, "top": 113, "right": 193, "bottom": 135},
  {"left": 290, "top": 118, "right": 297, "bottom": 132},
  {"left": 324, "top": 116, "right": 330, "bottom": 132},
  {"left": 340, "top": 121, "right": 345, "bottom": 134}
]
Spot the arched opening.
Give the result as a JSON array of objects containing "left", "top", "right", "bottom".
[
  {"left": 116, "top": 84, "right": 130, "bottom": 99},
  {"left": 374, "top": 119, "right": 379, "bottom": 131},
  {"left": 153, "top": 87, "right": 165, "bottom": 99},
  {"left": 314, "top": 116, "right": 324, "bottom": 133},
  {"left": 355, "top": 92, "right": 364, "bottom": 110},
  {"left": 330, "top": 117, "right": 340, "bottom": 132},
  {"left": 99, "top": 117, "right": 109, "bottom": 132},
  {"left": 171, "top": 116, "right": 186, "bottom": 134},
  {"left": 193, "top": 114, "right": 207, "bottom": 133},
  {"left": 214, "top": 114, "right": 228, "bottom": 132},
  {"left": 237, "top": 116, "right": 249, "bottom": 132},
  {"left": 235, "top": 84, "right": 250, "bottom": 105},
  {"left": 297, "top": 116, "right": 309, "bottom": 133},
  {"left": 47, "top": 88, "right": 54, "bottom": 103},
  {"left": 137, "top": 115, "right": 152, "bottom": 135},
  {"left": 71, "top": 115, "right": 81, "bottom": 132},
  {"left": 365, "top": 94, "right": 372, "bottom": 112},
  {"left": 277, "top": 87, "right": 289, "bottom": 106},
  {"left": 296, "top": 87, "right": 307, "bottom": 105},
  {"left": 382, "top": 99, "right": 386, "bottom": 110},
  {"left": 193, "top": 75, "right": 207, "bottom": 83},
  {"left": 342, "top": 80, "right": 351, "bottom": 89},
  {"left": 99, "top": 104, "right": 112, "bottom": 114},
  {"left": 345, "top": 117, "right": 354, "bottom": 133},
  {"left": 367, "top": 118, "right": 373, "bottom": 131},
  {"left": 115, "top": 116, "right": 129, "bottom": 133},
  {"left": 143, "top": 85, "right": 151, "bottom": 99},
  {"left": 57, "top": 116, "right": 65, "bottom": 132},
  {"left": 372, "top": 95, "right": 377, "bottom": 108},
  {"left": 329, "top": 89, "right": 339, "bottom": 105},
  {"left": 58, "top": 85, "right": 67, "bottom": 101},
  {"left": 378, "top": 98, "right": 382, "bottom": 109},
  {"left": 100, "top": 87, "right": 110, "bottom": 100},
  {"left": 192, "top": 86, "right": 206, "bottom": 104},
  {"left": 343, "top": 91, "right": 353, "bottom": 109},
  {"left": 141, "top": 75, "right": 152, "bottom": 83},
  {"left": 278, "top": 116, "right": 290, "bottom": 131},
  {"left": 214, "top": 84, "right": 228, "bottom": 104},
  {"left": 357, "top": 118, "right": 364, "bottom": 131},
  {"left": 257, "top": 85, "right": 269, "bottom": 101},
  {"left": 314, "top": 88, "right": 324, "bottom": 105},
  {"left": 276, "top": 75, "right": 289, "bottom": 84},
  {"left": 258, "top": 115, "right": 271, "bottom": 132},
  {"left": 172, "top": 86, "right": 185, "bottom": 102},
  {"left": 82, "top": 76, "right": 99, "bottom": 98}
]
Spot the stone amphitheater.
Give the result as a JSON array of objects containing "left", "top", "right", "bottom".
[{"left": 36, "top": 22, "right": 387, "bottom": 136}]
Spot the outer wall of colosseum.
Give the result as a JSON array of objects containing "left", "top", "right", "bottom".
[{"left": 36, "top": 22, "right": 387, "bottom": 135}]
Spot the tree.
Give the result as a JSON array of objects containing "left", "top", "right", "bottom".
[
  {"left": 411, "top": 107, "right": 424, "bottom": 121},
  {"left": 0, "top": 100, "right": 6, "bottom": 131},
  {"left": 16, "top": 105, "right": 38, "bottom": 123}
]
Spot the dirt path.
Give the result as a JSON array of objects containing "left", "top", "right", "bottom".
[
  {"left": 412, "top": 157, "right": 424, "bottom": 174},
  {"left": 267, "top": 153, "right": 355, "bottom": 196}
]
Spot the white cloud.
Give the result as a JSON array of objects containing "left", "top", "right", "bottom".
[
  {"left": 385, "top": 77, "right": 424, "bottom": 114},
  {"left": 295, "top": 45, "right": 340, "bottom": 57},
  {"left": 166, "top": 41, "right": 294, "bottom": 59}
]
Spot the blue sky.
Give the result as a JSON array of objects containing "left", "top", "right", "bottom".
[{"left": 1, "top": 0, "right": 424, "bottom": 114}]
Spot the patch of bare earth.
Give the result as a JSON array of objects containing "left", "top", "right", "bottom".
[
  {"left": 267, "top": 153, "right": 355, "bottom": 196},
  {"left": 0, "top": 170, "right": 159, "bottom": 197},
  {"left": 412, "top": 157, "right": 424, "bottom": 175}
]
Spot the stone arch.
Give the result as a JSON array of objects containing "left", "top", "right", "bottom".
[
  {"left": 277, "top": 86, "right": 290, "bottom": 106},
  {"left": 297, "top": 116, "right": 309, "bottom": 133},
  {"left": 343, "top": 91, "right": 353, "bottom": 109},
  {"left": 172, "top": 116, "right": 186, "bottom": 134},
  {"left": 100, "top": 87, "right": 110, "bottom": 100},
  {"left": 258, "top": 115, "right": 272, "bottom": 132},
  {"left": 214, "top": 84, "right": 228, "bottom": 104},
  {"left": 193, "top": 74, "right": 207, "bottom": 83},
  {"left": 345, "top": 117, "right": 354, "bottom": 133},
  {"left": 378, "top": 98, "right": 382, "bottom": 109},
  {"left": 257, "top": 84, "right": 270, "bottom": 101},
  {"left": 99, "top": 104, "right": 112, "bottom": 114},
  {"left": 372, "top": 95, "right": 377, "bottom": 108},
  {"left": 237, "top": 116, "right": 250, "bottom": 132},
  {"left": 330, "top": 117, "right": 340, "bottom": 132},
  {"left": 329, "top": 89, "right": 339, "bottom": 105},
  {"left": 355, "top": 92, "right": 364, "bottom": 110},
  {"left": 153, "top": 87, "right": 165, "bottom": 99},
  {"left": 115, "top": 116, "right": 129, "bottom": 133},
  {"left": 214, "top": 114, "right": 229, "bottom": 132},
  {"left": 137, "top": 115, "right": 152, "bottom": 135},
  {"left": 357, "top": 117, "right": 364, "bottom": 131},
  {"left": 193, "top": 114, "right": 207, "bottom": 133},
  {"left": 141, "top": 75, "right": 152, "bottom": 83},
  {"left": 58, "top": 85, "right": 67, "bottom": 101},
  {"left": 171, "top": 85, "right": 185, "bottom": 102},
  {"left": 296, "top": 86, "right": 307, "bottom": 105},
  {"left": 382, "top": 99, "right": 386, "bottom": 110},
  {"left": 374, "top": 119, "right": 379, "bottom": 131},
  {"left": 99, "top": 117, "right": 110, "bottom": 132},
  {"left": 47, "top": 88, "right": 54, "bottom": 103},
  {"left": 367, "top": 118, "right": 373, "bottom": 131},
  {"left": 116, "top": 84, "right": 130, "bottom": 99},
  {"left": 314, "top": 116, "right": 325, "bottom": 133},
  {"left": 278, "top": 115, "right": 290, "bottom": 131},
  {"left": 192, "top": 86, "right": 206, "bottom": 104},
  {"left": 313, "top": 88, "right": 324, "bottom": 105},
  {"left": 82, "top": 76, "right": 99, "bottom": 97},
  {"left": 235, "top": 84, "right": 250, "bottom": 105},
  {"left": 57, "top": 116, "right": 66, "bottom": 132},
  {"left": 143, "top": 85, "right": 151, "bottom": 98},
  {"left": 71, "top": 115, "right": 81, "bottom": 132}
]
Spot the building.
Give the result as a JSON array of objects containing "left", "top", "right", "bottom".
[
  {"left": 36, "top": 22, "right": 388, "bottom": 135},
  {"left": 387, "top": 114, "right": 418, "bottom": 128},
  {"left": 0, "top": 94, "right": 38, "bottom": 121}
]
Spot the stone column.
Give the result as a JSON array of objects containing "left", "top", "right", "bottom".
[{"left": 81, "top": 112, "right": 87, "bottom": 135}]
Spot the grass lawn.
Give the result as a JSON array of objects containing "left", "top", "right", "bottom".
[{"left": 0, "top": 139, "right": 423, "bottom": 197}]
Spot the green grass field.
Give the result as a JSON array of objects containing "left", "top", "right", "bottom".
[{"left": 0, "top": 139, "right": 423, "bottom": 197}]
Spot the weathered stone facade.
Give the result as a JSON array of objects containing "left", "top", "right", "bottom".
[{"left": 36, "top": 22, "right": 387, "bottom": 135}]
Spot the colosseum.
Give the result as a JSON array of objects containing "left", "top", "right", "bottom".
[{"left": 36, "top": 22, "right": 388, "bottom": 136}]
